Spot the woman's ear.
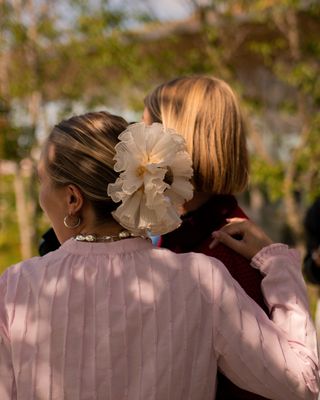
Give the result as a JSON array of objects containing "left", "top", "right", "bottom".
[{"left": 66, "top": 184, "right": 84, "bottom": 215}]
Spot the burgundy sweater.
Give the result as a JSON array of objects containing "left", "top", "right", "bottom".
[{"left": 160, "top": 195, "right": 270, "bottom": 400}]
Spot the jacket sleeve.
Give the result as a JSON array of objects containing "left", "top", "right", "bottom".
[
  {"left": 0, "top": 272, "right": 16, "bottom": 400},
  {"left": 210, "top": 244, "right": 319, "bottom": 400}
]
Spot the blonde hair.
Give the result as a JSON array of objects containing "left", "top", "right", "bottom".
[
  {"left": 144, "top": 76, "right": 249, "bottom": 194},
  {"left": 43, "top": 111, "right": 128, "bottom": 221}
]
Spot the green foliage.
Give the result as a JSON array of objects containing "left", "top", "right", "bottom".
[
  {"left": 0, "top": 175, "right": 21, "bottom": 271},
  {"left": 1, "top": 0, "right": 320, "bottom": 260},
  {"left": 250, "top": 157, "right": 285, "bottom": 202},
  {"left": 4, "top": 126, "right": 36, "bottom": 160},
  {"left": 248, "top": 38, "right": 286, "bottom": 64},
  {"left": 232, "top": 0, "right": 320, "bottom": 228},
  {"left": 0, "top": 172, "right": 49, "bottom": 272},
  {"left": 297, "top": 116, "right": 320, "bottom": 201},
  {"left": 0, "top": 99, "right": 36, "bottom": 161}
]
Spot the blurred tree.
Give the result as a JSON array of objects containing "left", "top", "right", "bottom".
[
  {"left": 0, "top": 0, "right": 169, "bottom": 260},
  {"left": 243, "top": 0, "right": 320, "bottom": 245},
  {"left": 0, "top": 0, "right": 138, "bottom": 259},
  {"left": 183, "top": 0, "right": 320, "bottom": 245},
  {"left": 1, "top": 0, "right": 320, "bottom": 260}
]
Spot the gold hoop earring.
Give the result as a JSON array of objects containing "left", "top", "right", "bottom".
[{"left": 63, "top": 215, "right": 81, "bottom": 229}]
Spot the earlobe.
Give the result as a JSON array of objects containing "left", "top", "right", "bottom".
[{"left": 66, "top": 184, "right": 84, "bottom": 214}]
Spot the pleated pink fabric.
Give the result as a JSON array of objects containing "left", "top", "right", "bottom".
[{"left": 0, "top": 238, "right": 318, "bottom": 400}]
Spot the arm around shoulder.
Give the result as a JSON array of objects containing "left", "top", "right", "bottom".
[{"left": 210, "top": 244, "right": 319, "bottom": 400}]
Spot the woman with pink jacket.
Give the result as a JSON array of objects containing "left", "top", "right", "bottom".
[{"left": 0, "top": 111, "right": 318, "bottom": 399}]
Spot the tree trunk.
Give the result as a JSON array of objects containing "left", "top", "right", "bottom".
[
  {"left": 273, "top": 8, "right": 309, "bottom": 249},
  {"left": 13, "top": 163, "right": 33, "bottom": 259}
]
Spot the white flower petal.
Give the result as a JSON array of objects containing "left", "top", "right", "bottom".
[
  {"left": 113, "top": 140, "right": 144, "bottom": 172},
  {"left": 107, "top": 179, "right": 126, "bottom": 202},
  {"left": 121, "top": 171, "right": 143, "bottom": 195},
  {"left": 169, "top": 179, "right": 194, "bottom": 202},
  {"left": 109, "top": 122, "right": 193, "bottom": 235},
  {"left": 111, "top": 190, "right": 144, "bottom": 234},
  {"left": 170, "top": 151, "right": 193, "bottom": 176},
  {"left": 151, "top": 133, "right": 185, "bottom": 162}
]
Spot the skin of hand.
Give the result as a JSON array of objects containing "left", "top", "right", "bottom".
[{"left": 210, "top": 218, "right": 274, "bottom": 260}]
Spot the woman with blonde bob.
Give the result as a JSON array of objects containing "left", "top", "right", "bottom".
[
  {"left": 144, "top": 76, "right": 248, "bottom": 194},
  {"left": 0, "top": 111, "right": 318, "bottom": 400},
  {"left": 144, "top": 76, "right": 270, "bottom": 399}
]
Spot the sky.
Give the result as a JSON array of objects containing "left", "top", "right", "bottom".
[
  {"left": 130, "top": 0, "right": 192, "bottom": 20},
  {"left": 109, "top": 0, "right": 201, "bottom": 21},
  {"left": 54, "top": 0, "right": 196, "bottom": 32}
]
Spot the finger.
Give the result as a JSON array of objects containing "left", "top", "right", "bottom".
[
  {"left": 216, "top": 222, "right": 245, "bottom": 237},
  {"left": 209, "top": 235, "right": 220, "bottom": 249},
  {"left": 225, "top": 217, "right": 247, "bottom": 224},
  {"left": 211, "top": 230, "right": 246, "bottom": 256}
]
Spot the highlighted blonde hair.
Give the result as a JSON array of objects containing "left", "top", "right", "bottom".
[
  {"left": 43, "top": 111, "right": 128, "bottom": 221},
  {"left": 144, "top": 76, "right": 249, "bottom": 194}
]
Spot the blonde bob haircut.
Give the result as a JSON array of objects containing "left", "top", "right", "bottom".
[
  {"left": 144, "top": 76, "right": 249, "bottom": 194},
  {"left": 43, "top": 111, "right": 128, "bottom": 222}
]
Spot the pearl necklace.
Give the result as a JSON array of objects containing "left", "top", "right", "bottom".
[{"left": 74, "top": 230, "right": 148, "bottom": 243}]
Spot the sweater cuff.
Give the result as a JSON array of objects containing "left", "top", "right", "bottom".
[{"left": 251, "top": 243, "right": 292, "bottom": 270}]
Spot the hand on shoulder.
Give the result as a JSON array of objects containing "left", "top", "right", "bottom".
[{"left": 210, "top": 218, "right": 273, "bottom": 260}]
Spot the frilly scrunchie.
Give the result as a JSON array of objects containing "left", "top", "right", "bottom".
[{"left": 107, "top": 122, "right": 194, "bottom": 236}]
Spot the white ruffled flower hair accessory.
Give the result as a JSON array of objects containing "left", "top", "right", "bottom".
[{"left": 107, "top": 122, "right": 194, "bottom": 236}]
